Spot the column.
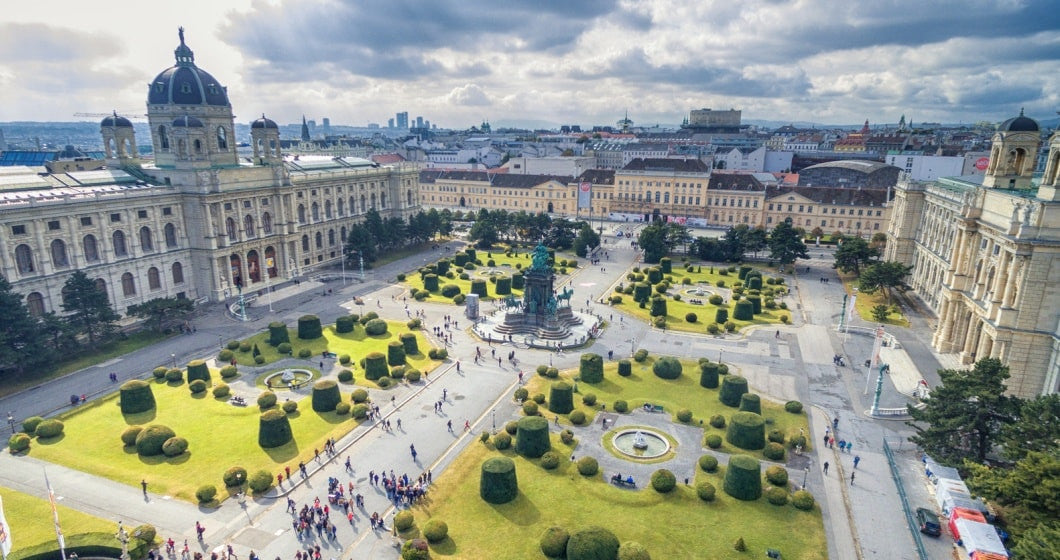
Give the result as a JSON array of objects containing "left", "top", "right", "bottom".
[
  {"left": 951, "top": 229, "right": 967, "bottom": 272},
  {"left": 991, "top": 250, "right": 1011, "bottom": 302},
  {"left": 935, "top": 299, "right": 954, "bottom": 347},
  {"left": 1001, "top": 257, "right": 1022, "bottom": 307}
]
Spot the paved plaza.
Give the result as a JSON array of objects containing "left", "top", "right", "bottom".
[{"left": 1, "top": 226, "right": 956, "bottom": 559}]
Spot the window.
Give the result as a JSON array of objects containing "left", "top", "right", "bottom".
[
  {"left": 164, "top": 223, "right": 178, "bottom": 248},
  {"left": 262, "top": 212, "right": 272, "bottom": 234},
  {"left": 138, "top": 210, "right": 148, "bottom": 219},
  {"left": 26, "top": 292, "right": 45, "bottom": 317},
  {"left": 51, "top": 239, "right": 69, "bottom": 268},
  {"left": 325, "top": 200, "right": 333, "bottom": 219},
  {"left": 217, "top": 127, "right": 228, "bottom": 150},
  {"left": 158, "top": 125, "right": 169, "bottom": 150},
  {"left": 337, "top": 199, "right": 345, "bottom": 216},
  {"left": 148, "top": 267, "right": 161, "bottom": 290},
  {"left": 12, "top": 225, "right": 26, "bottom": 235},
  {"left": 315, "top": 232, "right": 323, "bottom": 249},
  {"left": 81, "top": 217, "right": 93, "bottom": 226},
  {"left": 111, "top": 213, "right": 121, "bottom": 223},
  {"left": 224, "top": 203, "right": 233, "bottom": 211},
  {"left": 312, "top": 202, "right": 320, "bottom": 221},
  {"left": 121, "top": 272, "right": 136, "bottom": 297},
  {"left": 226, "top": 217, "right": 237, "bottom": 240},
  {"left": 261, "top": 198, "right": 269, "bottom": 206},
  {"left": 328, "top": 229, "right": 335, "bottom": 246},
  {"left": 162, "top": 207, "right": 172, "bottom": 216},
  {"left": 83, "top": 235, "right": 100, "bottom": 262},
  {"left": 48, "top": 220, "right": 61, "bottom": 230},
  {"left": 112, "top": 230, "right": 128, "bottom": 257},
  {"left": 380, "top": 193, "right": 387, "bottom": 208},
  {"left": 139, "top": 226, "right": 153, "bottom": 251},
  {"left": 301, "top": 235, "right": 309, "bottom": 252},
  {"left": 244, "top": 215, "right": 255, "bottom": 238},
  {"left": 172, "top": 262, "right": 184, "bottom": 284},
  {"left": 243, "top": 200, "right": 252, "bottom": 209},
  {"left": 15, "top": 244, "right": 34, "bottom": 274},
  {"left": 298, "top": 205, "right": 306, "bottom": 224}
]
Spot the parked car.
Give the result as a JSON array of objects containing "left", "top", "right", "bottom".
[{"left": 916, "top": 507, "right": 942, "bottom": 537}]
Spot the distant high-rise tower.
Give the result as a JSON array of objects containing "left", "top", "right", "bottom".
[
  {"left": 0, "top": 128, "right": 5, "bottom": 149},
  {"left": 416, "top": 116, "right": 424, "bottom": 129},
  {"left": 423, "top": 120, "right": 430, "bottom": 130},
  {"left": 322, "top": 117, "right": 331, "bottom": 136},
  {"left": 388, "top": 118, "right": 395, "bottom": 128},
  {"left": 396, "top": 112, "right": 409, "bottom": 128},
  {"left": 301, "top": 116, "right": 310, "bottom": 141}
]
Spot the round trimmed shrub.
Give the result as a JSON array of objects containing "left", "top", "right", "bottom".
[
  {"left": 582, "top": 393, "right": 597, "bottom": 406},
  {"left": 670, "top": 409, "right": 691, "bottom": 424},
  {"left": 364, "top": 318, "right": 388, "bottom": 336},
  {"left": 566, "top": 526, "right": 619, "bottom": 560},
  {"left": 35, "top": 419, "right": 64, "bottom": 439},
  {"left": 335, "top": 315, "right": 356, "bottom": 333},
  {"left": 220, "top": 365, "right": 238, "bottom": 379},
  {"left": 165, "top": 368, "right": 183, "bottom": 383},
  {"left": 218, "top": 349, "right": 234, "bottom": 362},
  {"left": 239, "top": 342, "right": 251, "bottom": 353},
  {"left": 536, "top": 365, "right": 549, "bottom": 376},
  {"left": 534, "top": 392, "right": 547, "bottom": 403},
  {"left": 698, "top": 454, "right": 719, "bottom": 473},
  {"left": 516, "top": 416, "right": 551, "bottom": 458},
  {"left": 705, "top": 434, "right": 722, "bottom": 449},
  {"left": 351, "top": 404, "right": 369, "bottom": 419},
  {"left": 268, "top": 322, "right": 290, "bottom": 345},
  {"left": 723, "top": 454, "right": 762, "bottom": 501},
  {"left": 277, "top": 342, "right": 292, "bottom": 355},
  {"left": 470, "top": 279, "right": 487, "bottom": 298},
  {"left": 440, "top": 284, "right": 461, "bottom": 298},
  {"left": 212, "top": 384, "right": 230, "bottom": 398},
  {"left": 493, "top": 432, "right": 512, "bottom": 450},
  {"left": 152, "top": 366, "right": 168, "bottom": 379},
  {"left": 560, "top": 429, "right": 575, "bottom": 445},
  {"left": 540, "top": 526, "right": 570, "bottom": 558},
  {"left": 766, "top": 465, "right": 789, "bottom": 486},
  {"left": 406, "top": 319, "right": 421, "bottom": 330},
  {"left": 421, "top": 517, "right": 447, "bottom": 543},
  {"left": 570, "top": 410, "right": 586, "bottom": 425},
  {"left": 768, "top": 429, "right": 786, "bottom": 444},
  {"left": 423, "top": 274, "right": 439, "bottom": 292},
  {"left": 739, "top": 393, "right": 761, "bottom": 414},
  {"left": 394, "top": 510, "right": 415, "bottom": 532},
  {"left": 545, "top": 368, "right": 559, "bottom": 379},
  {"left": 189, "top": 379, "right": 207, "bottom": 394},
  {"left": 617, "top": 359, "right": 632, "bottom": 376},
  {"left": 650, "top": 469, "right": 676, "bottom": 493},
  {"left": 282, "top": 400, "right": 298, "bottom": 413},
  {"left": 297, "top": 348, "right": 312, "bottom": 358},
  {"left": 685, "top": 312, "right": 697, "bottom": 323},
  {"left": 297, "top": 315, "right": 323, "bottom": 339},
  {"left": 135, "top": 424, "right": 176, "bottom": 456},
  {"left": 726, "top": 411, "right": 766, "bottom": 450},
  {"left": 257, "top": 391, "right": 277, "bottom": 409},
  {"left": 614, "top": 400, "right": 628, "bottom": 413},
  {"left": 8, "top": 433, "right": 31, "bottom": 453},
  {"left": 363, "top": 352, "right": 388, "bottom": 380},
  {"left": 764, "top": 442, "right": 786, "bottom": 461},
  {"left": 579, "top": 353, "right": 604, "bottom": 383},
  {"left": 540, "top": 452, "right": 561, "bottom": 470},
  {"left": 789, "top": 435, "right": 807, "bottom": 451},
  {"left": 195, "top": 485, "right": 217, "bottom": 504},
  {"left": 479, "top": 456, "right": 519, "bottom": 505},
  {"left": 351, "top": 388, "right": 368, "bottom": 403},
  {"left": 522, "top": 401, "right": 539, "bottom": 416},
  {"left": 652, "top": 356, "right": 682, "bottom": 380},
  {"left": 258, "top": 409, "right": 293, "bottom": 448},
  {"left": 792, "top": 490, "right": 815, "bottom": 510},
  {"left": 223, "top": 466, "right": 248, "bottom": 488},
  {"left": 719, "top": 375, "right": 749, "bottom": 407},
  {"left": 119, "top": 380, "right": 156, "bottom": 414},
  {"left": 548, "top": 381, "right": 574, "bottom": 414},
  {"left": 733, "top": 300, "right": 754, "bottom": 321},
  {"left": 161, "top": 436, "right": 188, "bottom": 457},
  {"left": 699, "top": 362, "right": 719, "bottom": 389},
  {"left": 576, "top": 456, "right": 598, "bottom": 476},
  {"left": 785, "top": 400, "right": 803, "bottom": 413},
  {"left": 633, "top": 349, "right": 649, "bottom": 362},
  {"left": 387, "top": 341, "right": 407, "bottom": 366},
  {"left": 121, "top": 426, "right": 143, "bottom": 446},
  {"left": 618, "top": 541, "right": 651, "bottom": 560},
  {"left": 710, "top": 414, "right": 726, "bottom": 428},
  {"left": 766, "top": 487, "right": 789, "bottom": 506},
  {"left": 337, "top": 369, "right": 354, "bottom": 382},
  {"left": 334, "top": 402, "right": 349, "bottom": 415},
  {"left": 245, "top": 470, "right": 271, "bottom": 495},
  {"left": 696, "top": 482, "right": 717, "bottom": 502},
  {"left": 226, "top": 340, "right": 241, "bottom": 350},
  {"left": 453, "top": 294, "right": 466, "bottom": 305},
  {"left": 312, "top": 380, "right": 341, "bottom": 412},
  {"left": 254, "top": 355, "right": 266, "bottom": 365},
  {"left": 186, "top": 360, "right": 210, "bottom": 383},
  {"left": 513, "top": 388, "right": 529, "bottom": 402}
]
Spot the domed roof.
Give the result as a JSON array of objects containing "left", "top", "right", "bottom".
[
  {"left": 999, "top": 109, "right": 1039, "bottom": 132},
  {"left": 101, "top": 112, "right": 133, "bottom": 128},
  {"left": 172, "top": 115, "right": 204, "bottom": 128},
  {"left": 251, "top": 114, "right": 279, "bottom": 129},
  {"left": 148, "top": 28, "right": 230, "bottom": 107}
]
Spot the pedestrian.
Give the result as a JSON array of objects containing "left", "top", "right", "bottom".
[
  {"left": 396, "top": 418, "right": 402, "bottom": 430},
  {"left": 823, "top": 434, "right": 829, "bottom": 447},
  {"left": 141, "top": 479, "right": 148, "bottom": 495},
  {"left": 833, "top": 417, "right": 839, "bottom": 429},
  {"left": 850, "top": 471, "right": 856, "bottom": 485},
  {"left": 838, "top": 439, "right": 846, "bottom": 451},
  {"left": 277, "top": 472, "right": 283, "bottom": 486},
  {"left": 456, "top": 361, "right": 461, "bottom": 373},
  {"left": 442, "top": 388, "right": 447, "bottom": 400},
  {"left": 463, "top": 420, "right": 470, "bottom": 431},
  {"left": 775, "top": 330, "right": 780, "bottom": 338},
  {"left": 447, "top": 420, "right": 453, "bottom": 433},
  {"left": 853, "top": 455, "right": 861, "bottom": 469},
  {"left": 285, "top": 465, "right": 291, "bottom": 479},
  {"left": 823, "top": 462, "right": 829, "bottom": 475}
]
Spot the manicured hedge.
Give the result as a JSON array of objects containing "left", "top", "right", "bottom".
[
  {"left": 248, "top": 469, "right": 273, "bottom": 494},
  {"left": 785, "top": 400, "right": 804, "bottom": 413},
  {"left": 220, "top": 365, "right": 238, "bottom": 379},
  {"left": 135, "top": 424, "right": 176, "bottom": 456},
  {"left": 162, "top": 436, "right": 188, "bottom": 457},
  {"left": 516, "top": 416, "right": 551, "bottom": 458},
  {"left": 659, "top": 257, "right": 672, "bottom": 273},
  {"left": 394, "top": 510, "right": 415, "bottom": 532},
  {"left": 715, "top": 308, "right": 728, "bottom": 324},
  {"left": 196, "top": 485, "right": 217, "bottom": 504},
  {"left": 364, "top": 352, "right": 388, "bottom": 380},
  {"left": 765, "top": 465, "right": 789, "bottom": 486},
  {"left": 698, "top": 454, "right": 719, "bottom": 473},
  {"left": 268, "top": 321, "right": 290, "bottom": 345},
  {"left": 212, "top": 384, "right": 230, "bottom": 398},
  {"left": 495, "top": 276, "right": 512, "bottom": 295},
  {"left": 650, "top": 469, "right": 677, "bottom": 493},
  {"left": 9, "top": 433, "right": 31, "bottom": 452},
  {"left": 335, "top": 315, "right": 356, "bottom": 333},
  {"left": 399, "top": 332, "right": 419, "bottom": 355},
  {"left": 719, "top": 375, "right": 749, "bottom": 407},
  {"left": 650, "top": 297, "right": 667, "bottom": 318},
  {"left": 739, "top": 393, "right": 762, "bottom": 414},
  {"left": 540, "top": 526, "right": 570, "bottom": 558},
  {"left": 188, "top": 379, "right": 207, "bottom": 394},
  {"left": 120, "top": 380, "right": 156, "bottom": 414},
  {"left": 696, "top": 481, "right": 717, "bottom": 502},
  {"left": 512, "top": 272, "right": 525, "bottom": 290},
  {"left": 576, "top": 456, "right": 598, "bottom": 476},
  {"left": 423, "top": 274, "right": 439, "bottom": 292},
  {"left": 566, "top": 526, "right": 619, "bottom": 560},
  {"left": 747, "top": 295, "right": 762, "bottom": 314},
  {"left": 311, "top": 380, "right": 341, "bottom": 412},
  {"left": 480, "top": 456, "right": 518, "bottom": 504},
  {"left": 35, "top": 419, "right": 64, "bottom": 439},
  {"left": 364, "top": 318, "right": 388, "bottom": 336},
  {"left": 297, "top": 315, "right": 323, "bottom": 339},
  {"left": 726, "top": 411, "right": 766, "bottom": 450},
  {"left": 764, "top": 442, "right": 786, "bottom": 461},
  {"left": 121, "top": 426, "right": 143, "bottom": 446},
  {"left": 470, "top": 279, "right": 488, "bottom": 297},
  {"left": 351, "top": 388, "right": 369, "bottom": 403},
  {"left": 733, "top": 300, "right": 754, "bottom": 321},
  {"left": 223, "top": 466, "right": 248, "bottom": 488},
  {"left": 699, "top": 362, "right": 719, "bottom": 389},
  {"left": 257, "top": 391, "right": 277, "bottom": 409},
  {"left": 186, "top": 360, "right": 210, "bottom": 383},
  {"left": 548, "top": 381, "right": 574, "bottom": 414},
  {"left": 422, "top": 519, "right": 448, "bottom": 543},
  {"left": 617, "top": 359, "right": 632, "bottom": 376},
  {"left": 652, "top": 356, "right": 682, "bottom": 380},
  {"left": 579, "top": 353, "right": 604, "bottom": 383},
  {"left": 492, "top": 432, "right": 512, "bottom": 450},
  {"left": 633, "top": 282, "right": 651, "bottom": 303},
  {"left": 792, "top": 490, "right": 815, "bottom": 510},
  {"left": 723, "top": 454, "right": 762, "bottom": 501}
]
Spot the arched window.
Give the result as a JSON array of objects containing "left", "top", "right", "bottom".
[
  {"left": 15, "top": 244, "right": 35, "bottom": 274},
  {"left": 244, "top": 215, "right": 255, "bottom": 238},
  {"left": 148, "top": 266, "right": 161, "bottom": 290},
  {"left": 26, "top": 292, "right": 45, "bottom": 316},
  {"left": 139, "top": 226, "right": 153, "bottom": 252},
  {"left": 311, "top": 202, "right": 320, "bottom": 221},
  {"left": 301, "top": 235, "right": 309, "bottom": 252},
  {"left": 370, "top": 193, "right": 377, "bottom": 209},
  {"left": 380, "top": 193, "right": 386, "bottom": 209},
  {"left": 164, "top": 223, "right": 178, "bottom": 248},
  {"left": 172, "top": 262, "right": 184, "bottom": 284},
  {"left": 216, "top": 126, "right": 228, "bottom": 150},
  {"left": 297, "top": 204, "right": 306, "bottom": 224},
  {"left": 177, "top": 139, "right": 186, "bottom": 158},
  {"left": 349, "top": 196, "right": 355, "bottom": 214},
  {"left": 337, "top": 199, "right": 345, "bottom": 216},
  {"left": 328, "top": 229, "right": 336, "bottom": 246},
  {"left": 315, "top": 232, "right": 323, "bottom": 249},
  {"left": 360, "top": 195, "right": 366, "bottom": 212},
  {"left": 265, "top": 246, "right": 278, "bottom": 278},
  {"left": 112, "top": 230, "right": 127, "bottom": 257},
  {"left": 262, "top": 212, "right": 272, "bottom": 234},
  {"left": 325, "top": 200, "right": 333, "bottom": 219},
  {"left": 51, "top": 239, "right": 69, "bottom": 268},
  {"left": 407, "top": 190, "right": 413, "bottom": 206},
  {"left": 121, "top": 272, "right": 136, "bottom": 297},
  {"left": 226, "top": 217, "right": 237, "bottom": 240},
  {"left": 83, "top": 234, "right": 99, "bottom": 262},
  {"left": 158, "top": 125, "right": 169, "bottom": 150},
  {"left": 193, "top": 139, "right": 202, "bottom": 154}
]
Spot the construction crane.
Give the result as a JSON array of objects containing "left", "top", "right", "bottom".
[{"left": 73, "top": 110, "right": 147, "bottom": 121}]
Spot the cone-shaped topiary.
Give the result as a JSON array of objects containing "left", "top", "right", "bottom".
[
  {"left": 479, "top": 456, "right": 518, "bottom": 504},
  {"left": 470, "top": 279, "right": 487, "bottom": 297},
  {"left": 726, "top": 411, "right": 766, "bottom": 450},
  {"left": 453, "top": 252, "right": 468, "bottom": 266},
  {"left": 310, "top": 379, "right": 341, "bottom": 412},
  {"left": 386, "top": 341, "right": 407, "bottom": 366},
  {"left": 495, "top": 276, "right": 512, "bottom": 295},
  {"left": 723, "top": 454, "right": 762, "bottom": 501},
  {"left": 579, "top": 353, "right": 604, "bottom": 383},
  {"left": 748, "top": 276, "right": 763, "bottom": 290},
  {"left": 633, "top": 282, "right": 651, "bottom": 303},
  {"left": 512, "top": 272, "right": 525, "bottom": 289},
  {"left": 715, "top": 308, "right": 728, "bottom": 324},
  {"left": 268, "top": 321, "right": 290, "bottom": 346},
  {"left": 297, "top": 315, "right": 323, "bottom": 339},
  {"left": 399, "top": 332, "right": 419, "bottom": 355},
  {"left": 659, "top": 257, "right": 672, "bottom": 273},
  {"left": 650, "top": 297, "right": 667, "bottom": 317},
  {"left": 335, "top": 315, "right": 356, "bottom": 333},
  {"left": 647, "top": 267, "right": 663, "bottom": 284},
  {"left": 119, "top": 380, "right": 156, "bottom": 414},
  {"left": 423, "top": 273, "right": 439, "bottom": 292},
  {"left": 652, "top": 356, "right": 683, "bottom": 380},
  {"left": 733, "top": 300, "right": 754, "bottom": 320},
  {"left": 515, "top": 416, "right": 551, "bottom": 458},
  {"left": 258, "top": 409, "right": 293, "bottom": 448},
  {"left": 720, "top": 375, "right": 749, "bottom": 407},
  {"left": 739, "top": 393, "right": 761, "bottom": 414},
  {"left": 566, "top": 526, "right": 620, "bottom": 560},
  {"left": 617, "top": 359, "right": 632, "bottom": 376},
  {"left": 747, "top": 295, "right": 762, "bottom": 314},
  {"left": 186, "top": 360, "right": 210, "bottom": 383},
  {"left": 548, "top": 381, "right": 574, "bottom": 414},
  {"left": 364, "top": 352, "right": 388, "bottom": 380},
  {"left": 135, "top": 424, "right": 176, "bottom": 456},
  {"left": 435, "top": 259, "right": 451, "bottom": 275},
  {"left": 699, "top": 362, "right": 719, "bottom": 389}
]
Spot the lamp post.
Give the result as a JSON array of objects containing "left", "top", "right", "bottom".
[
  {"left": 803, "top": 466, "right": 810, "bottom": 489},
  {"left": 170, "top": 353, "right": 176, "bottom": 368},
  {"left": 340, "top": 246, "right": 347, "bottom": 287},
  {"left": 218, "top": 335, "right": 223, "bottom": 349},
  {"left": 7, "top": 411, "right": 15, "bottom": 434},
  {"left": 492, "top": 409, "right": 496, "bottom": 433}
]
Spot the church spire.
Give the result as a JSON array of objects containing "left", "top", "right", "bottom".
[{"left": 301, "top": 115, "right": 310, "bottom": 141}]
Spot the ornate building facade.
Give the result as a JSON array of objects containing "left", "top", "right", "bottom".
[
  {"left": 885, "top": 112, "right": 1060, "bottom": 396},
  {"left": 0, "top": 31, "right": 418, "bottom": 317}
]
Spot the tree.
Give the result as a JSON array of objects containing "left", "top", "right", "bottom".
[
  {"left": 61, "top": 270, "right": 119, "bottom": 344},
  {"left": 833, "top": 236, "right": 880, "bottom": 275},
  {"left": 572, "top": 224, "right": 600, "bottom": 257},
  {"left": 691, "top": 237, "right": 726, "bottom": 261},
  {"left": 721, "top": 226, "right": 748, "bottom": 261},
  {"left": 38, "top": 312, "right": 79, "bottom": 355},
  {"left": 637, "top": 223, "right": 668, "bottom": 263},
  {"left": 768, "top": 219, "right": 809, "bottom": 266},
  {"left": 744, "top": 226, "right": 768, "bottom": 259},
  {"left": 469, "top": 217, "right": 499, "bottom": 249},
  {"left": 0, "top": 275, "right": 45, "bottom": 376},
  {"left": 999, "top": 394, "right": 1060, "bottom": 461},
  {"left": 1011, "top": 522, "right": 1060, "bottom": 559},
  {"left": 810, "top": 226, "right": 824, "bottom": 239},
  {"left": 127, "top": 297, "right": 195, "bottom": 333},
  {"left": 871, "top": 232, "right": 888, "bottom": 249},
  {"left": 858, "top": 261, "right": 911, "bottom": 304},
  {"left": 906, "top": 358, "right": 1018, "bottom": 465},
  {"left": 870, "top": 304, "right": 890, "bottom": 322},
  {"left": 345, "top": 223, "right": 377, "bottom": 265},
  {"left": 964, "top": 452, "right": 1060, "bottom": 539}
]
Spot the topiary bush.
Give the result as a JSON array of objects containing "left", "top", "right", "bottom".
[
  {"left": 650, "top": 469, "right": 677, "bottom": 493},
  {"left": 311, "top": 380, "right": 341, "bottom": 412},
  {"left": 479, "top": 456, "right": 518, "bottom": 505},
  {"left": 618, "top": 541, "right": 651, "bottom": 560},
  {"left": 337, "top": 369, "right": 354, "bottom": 382},
  {"left": 522, "top": 401, "right": 539, "bottom": 416},
  {"left": 576, "top": 456, "right": 598, "bottom": 476},
  {"left": 685, "top": 312, "right": 698, "bottom": 323},
  {"left": 733, "top": 300, "right": 754, "bottom": 321},
  {"left": 540, "top": 526, "right": 570, "bottom": 558},
  {"left": 540, "top": 452, "right": 561, "bottom": 470},
  {"left": 726, "top": 411, "right": 766, "bottom": 450},
  {"left": 676, "top": 408, "right": 693, "bottom": 423},
  {"left": 351, "top": 403, "right": 369, "bottom": 419},
  {"left": 257, "top": 391, "right": 277, "bottom": 410},
  {"left": 186, "top": 360, "right": 209, "bottom": 383},
  {"left": 579, "top": 353, "right": 604, "bottom": 383},
  {"left": 469, "top": 279, "right": 487, "bottom": 298},
  {"left": 188, "top": 379, "right": 207, "bottom": 394},
  {"left": 633, "top": 349, "right": 648, "bottom": 362},
  {"left": 423, "top": 273, "right": 439, "bottom": 292},
  {"left": 165, "top": 368, "right": 183, "bottom": 383},
  {"left": 297, "top": 315, "right": 323, "bottom": 340},
  {"left": 333, "top": 402, "right": 349, "bottom": 415},
  {"left": 135, "top": 424, "right": 176, "bottom": 456},
  {"left": 267, "top": 322, "right": 290, "bottom": 346},
  {"left": 34, "top": 419, "right": 64, "bottom": 439},
  {"left": 614, "top": 400, "right": 628, "bottom": 413},
  {"left": 363, "top": 352, "right": 388, "bottom": 380},
  {"left": 335, "top": 315, "right": 356, "bottom": 334},
  {"left": 297, "top": 348, "right": 312, "bottom": 359},
  {"left": 212, "top": 383, "right": 230, "bottom": 398},
  {"left": 227, "top": 340, "right": 241, "bottom": 351},
  {"left": 258, "top": 409, "right": 293, "bottom": 448},
  {"left": 277, "top": 342, "right": 292, "bottom": 355},
  {"left": 387, "top": 341, "right": 407, "bottom": 366},
  {"left": 121, "top": 426, "right": 144, "bottom": 446},
  {"left": 516, "top": 416, "right": 551, "bottom": 458},
  {"left": 223, "top": 466, "right": 248, "bottom": 488},
  {"left": 763, "top": 442, "right": 786, "bottom": 461},
  {"left": 282, "top": 400, "right": 298, "bottom": 413},
  {"left": 548, "top": 381, "right": 574, "bottom": 414},
  {"left": 789, "top": 434, "right": 807, "bottom": 451},
  {"left": 422, "top": 519, "right": 449, "bottom": 544},
  {"left": 633, "top": 282, "right": 651, "bottom": 303},
  {"left": 582, "top": 393, "right": 597, "bottom": 406},
  {"left": 119, "top": 380, "right": 156, "bottom": 414},
  {"left": 696, "top": 481, "right": 717, "bottom": 502},
  {"left": 652, "top": 356, "right": 682, "bottom": 380},
  {"left": 398, "top": 332, "right": 419, "bottom": 356},
  {"left": 739, "top": 393, "right": 761, "bottom": 414},
  {"left": 195, "top": 485, "right": 217, "bottom": 504},
  {"left": 394, "top": 510, "right": 415, "bottom": 532},
  {"left": 350, "top": 388, "right": 368, "bottom": 403},
  {"left": 792, "top": 490, "right": 815, "bottom": 510},
  {"left": 495, "top": 276, "right": 512, "bottom": 295},
  {"left": 569, "top": 410, "right": 586, "bottom": 425},
  {"left": 719, "top": 375, "right": 749, "bottom": 407},
  {"left": 617, "top": 359, "right": 632, "bottom": 376},
  {"left": 723, "top": 454, "right": 762, "bottom": 501},
  {"left": 566, "top": 526, "right": 619, "bottom": 560},
  {"left": 785, "top": 400, "right": 804, "bottom": 413},
  {"left": 705, "top": 434, "right": 723, "bottom": 449},
  {"left": 768, "top": 429, "right": 786, "bottom": 444},
  {"left": 560, "top": 429, "right": 575, "bottom": 445},
  {"left": 8, "top": 433, "right": 31, "bottom": 453},
  {"left": 492, "top": 431, "right": 512, "bottom": 450},
  {"left": 698, "top": 454, "right": 719, "bottom": 473},
  {"left": 765, "top": 465, "right": 789, "bottom": 486},
  {"left": 709, "top": 414, "right": 726, "bottom": 428},
  {"left": 220, "top": 365, "right": 238, "bottom": 379},
  {"left": 649, "top": 297, "right": 667, "bottom": 318},
  {"left": 534, "top": 392, "right": 547, "bottom": 403},
  {"left": 364, "top": 318, "right": 388, "bottom": 336},
  {"left": 161, "top": 436, "right": 188, "bottom": 457},
  {"left": 699, "top": 362, "right": 720, "bottom": 389},
  {"left": 218, "top": 349, "right": 234, "bottom": 362}
]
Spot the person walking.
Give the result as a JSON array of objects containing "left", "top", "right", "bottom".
[
  {"left": 850, "top": 471, "right": 856, "bottom": 485},
  {"left": 853, "top": 455, "right": 861, "bottom": 469},
  {"left": 823, "top": 462, "right": 829, "bottom": 475},
  {"left": 410, "top": 444, "right": 417, "bottom": 461},
  {"left": 141, "top": 479, "right": 148, "bottom": 496}
]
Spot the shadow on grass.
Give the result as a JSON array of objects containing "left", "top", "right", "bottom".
[
  {"left": 36, "top": 433, "right": 66, "bottom": 445},
  {"left": 428, "top": 536, "right": 457, "bottom": 555},
  {"left": 487, "top": 492, "right": 542, "bottom": 526},
  {"left": 263, "top": 440, "right": 300, "bottom": 463},
  {"left": 137, "top": 450, "right": 192, "bottom": 465},
  {"left": 123, "top": 409, "right": 157, "bottom": 424}
]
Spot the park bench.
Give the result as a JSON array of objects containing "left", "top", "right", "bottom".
[
  {"left": 610, "top": 474, "right": 636, "bottom": 488},
  {"left": 322, "top": 351, "right": 337, "bottom": 359},
  {"left": 229, "top": 396, "right": 248, "bottom": 407},
  {"left": 642, "top": 403, "right": 664, "bottom": 413}
]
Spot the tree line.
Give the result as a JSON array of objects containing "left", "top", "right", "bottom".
[{"left": 462, "top": 209, "right": 599, "bottom": 256}]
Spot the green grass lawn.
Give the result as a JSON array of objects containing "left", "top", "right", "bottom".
[
  {"left": 1, "top": 485, "right": 118, "bottom": 556},
  {"left": 409, "top": 432, "right": 825, "bottom": 559},
  {"left": 610, "top": 263, "right": 792, "bottom": 334},
  {"left": 399, "top": 247, "right": 579, "bottom": 303},
  {"left": 523, "top": 357, "right": 809, "bottom": 461},
  {"left": 837, "top": 272, "right": 909, "bottom": 327}
]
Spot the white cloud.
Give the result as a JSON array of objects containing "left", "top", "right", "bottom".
[{"left": 446, "top": 84, "right": 492, "bottom": 107}]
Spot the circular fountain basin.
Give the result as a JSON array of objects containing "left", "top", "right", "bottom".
[
  {"left": 612, "top": 428, "right": 671, "bottom": 459},
  {"left": 263, "top": 368, "right": 315, "bottom": 389}
]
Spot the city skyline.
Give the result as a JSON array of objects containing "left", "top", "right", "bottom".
[{"left": 0, "top": 0, "right": 1057, "bottom": 128}]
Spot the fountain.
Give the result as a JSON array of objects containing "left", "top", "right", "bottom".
[
  {"left": 612, "top": 428, "right": 671, "bottom": 459},
  {"left": 263, "top": 368, "right": 315, "bottom": 389},
  {"left": 633, "top": 431, "right": 649, "bottom": 450}
]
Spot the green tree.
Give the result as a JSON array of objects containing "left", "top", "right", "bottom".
[
  {"left": 469, "top": 217, "right": 500, "bottom": 249},
  {"left": 345, "top": 223, "right": 377, "bottom": 265},
  {"left": 1000, "top": 394, "right": 1060, "bottom": 461},
  {"left": 720, "top": 226, "right": 748, "bottom": 261},
  {"left": 572, "top": 224, "right": 600, "bottom": 257},
  {"left": 545, "top": 217, "right": 578, "bottom": 250},
  {"left": 964, "top": 452, "right": 1060, "bottom": 539},
  {"left": 638, "top": 223, "right": 669, "bottom": 263},
  {"left": 871, "top": 232, "right": 888, "bottom": 249},
  {"left": 768, "top": 219, "right": 809, "bottom": 265},
  {"left": 1011, "top": 522, "right": 1060, "bottom": 559},
  {"left": 870, "top": 304, "right": 890, "bottom": 322},
  {"left": 61, "top": 270, "right": 119, "bottom": 344},
  {"left": 38, "top": 312, "right": 79, "bottom": 355},
  {"left": 906, "top": 358, "right": 1018, "bottom": 465},
  {"left": 0, "top": 275, "right": 45, "bottom": 376},
  {"left": 833, "top": 236, "right": 880, "bottom": 275},
  {"left": 744, "top": 226, "right": 768, "bottom": 258},
  {"left": 858, "top": 261, "right": 912, "bottom": 304},
  {"left": 127, "top": 297, "right": 195, "bottom": 333}
]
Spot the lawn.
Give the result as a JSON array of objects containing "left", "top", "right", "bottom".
[
  {"left": 836, "top": 272, "right": 909, "bottom": 327},
  {"left": 408, "top": 432, "right": 825, "bottom": 559},
  {"left": 609, "top": 262, "right": 792, "bottom": 334},
  {"left": 523, "top": 356, "right": 810, "bottom": 461},
  {"left": 399, "top": 246, "right": 579, "bottom": 303},
  {"left": 23, "top": 378, "right": 361, "bottom": 503},
  {"left": 1, "top": 485, "right": 118, "bottom": 557}
]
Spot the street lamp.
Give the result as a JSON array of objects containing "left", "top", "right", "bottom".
[
  {"left": 492, "top": 409, "right": 497, "bottom": 433},
  {"left": 218, "top": 335, "right": 223, "bottom": 349},
  {"left": 170, "top": 353, "right": 176, "bottom": 368},
  {"left": 803, "top": 466, "right": 810, "bottom": 489},
  {"left": 7, "top": 412, "right": 15, "bottom": 434}
]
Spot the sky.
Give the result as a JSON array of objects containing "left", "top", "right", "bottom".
[{"left": 0, "top": 0, "right": 1058, "bottom": 129}]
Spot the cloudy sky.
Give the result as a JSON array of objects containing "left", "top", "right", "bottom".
[{"left": 0, "top": 0, "right": 1057, "bottom": 129}]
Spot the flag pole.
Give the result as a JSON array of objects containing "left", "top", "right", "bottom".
[
  {"left": 0, "top": 495, "right": 12, "bottom": 560},
  {"left": 44, "top": 469, "right": 66, "bottom": 560}
]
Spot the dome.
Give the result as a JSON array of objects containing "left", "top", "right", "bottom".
[
  {"left": 251, "top": 115, "right": 279, "bottom": 129},
  {"left": 999, "top": 109, "right": 1039, "bottom": 132},
  {"left": 172, "top": 115, "right": 204, "bottom": 128},
  {"left": 101, "top": 113, "right": 133, "bottom": 128},
  {"left": 147, "top": 29, "right": 230, "bottom": 107}
]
